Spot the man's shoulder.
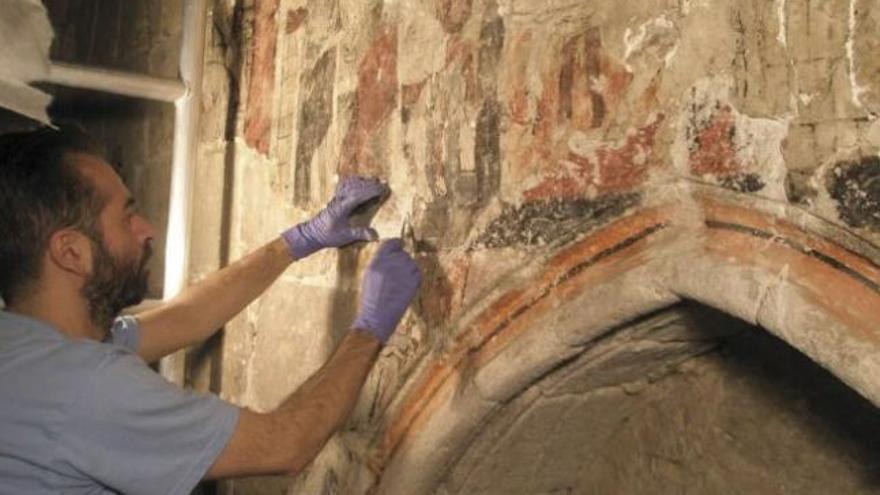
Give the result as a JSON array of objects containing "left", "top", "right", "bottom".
[
  {"left": 0, "top": 316, "right": 154, "bottom": 493},
  {"left": 0, "top": 311, "right": 128, "bottom": 394},
  {"left": 0, "top": 314, "right": 126, "bottom": 465}
]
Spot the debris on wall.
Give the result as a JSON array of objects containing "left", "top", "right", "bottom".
[{"left": 829, "top": 156, "right": 880, "bottom": 229}]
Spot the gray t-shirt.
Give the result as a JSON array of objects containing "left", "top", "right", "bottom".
[{"left": 0, "top": 310, "right": 239, "bottom": 494}]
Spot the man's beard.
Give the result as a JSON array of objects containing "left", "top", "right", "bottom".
[{"left": 81, "top": 234, "right": 152, "bottom": 332}]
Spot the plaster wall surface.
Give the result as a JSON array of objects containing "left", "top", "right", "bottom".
[{"left": 186, "top": 0, "right": 880, "bottom": 493}]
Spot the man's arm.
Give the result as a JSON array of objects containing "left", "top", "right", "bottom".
[
  {"left": 205, "top": 329, "right": 380, "bottom": 478},
  {"left": 133, "top": 176, "right": 388, "bottom": 363},
  {"left": 135, "top": 238, "right": 292, "bottom": 363},
  {"left": 204, "top": 239, "right": 420, "bottom": 478}
]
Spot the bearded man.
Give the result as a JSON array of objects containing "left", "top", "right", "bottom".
[{"left": 0, "top": 127, "right": 421, "bottom": 494}]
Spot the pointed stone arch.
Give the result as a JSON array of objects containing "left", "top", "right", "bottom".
[{"left": 362, "top": 183, "right": 880, "bottom": 494}]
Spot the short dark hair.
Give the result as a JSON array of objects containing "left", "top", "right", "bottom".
[{"left": 0, "top": 126, "right": 107, "bottom": 304}]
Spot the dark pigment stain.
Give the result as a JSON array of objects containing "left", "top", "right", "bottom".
[
  {"left": 719, "top": 173, "right": 765, "bottom": 193},
  {"left": 285, "top": 7, "right": 308, "bottom": 34},
  {"left": 477, "top": 16, "right": 505, "bottom": 91},
  {"left": 828, "top": 156, "right": 880, "bottom": 230},
  {"left": 475, "top": 98, "right": 501, "bottom": 204},
  {"left": 558, "top": 40, "right": 575, "bottom": 121},
  {"left": 784, "top": 170, "right": 816, "bottom": 205},
  {"left": 400, "top": 81, "right": 426, "bottom": 124},
  {"left": 475, "top": 194, "right": 640, "bottom": 248},
  {"left": 294, "top": 49, "right": 336, "bottom": 206},
  {"left": 474, "top": 15, "right": 505, "bottom": 204}
]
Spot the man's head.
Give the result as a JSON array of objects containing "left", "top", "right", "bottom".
[{"left": 0, "top": 126, "right": 156, "bottom": 330}]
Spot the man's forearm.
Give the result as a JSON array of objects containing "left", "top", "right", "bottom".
[
  {"left": 204, "top": 238, "right": 420, "bottom": 479},
  {"left": 135, "top": 238, "right": 294, "bottom": 362},
  {"left": 205, "top": 329, "right": 381, "bottom": 479}
]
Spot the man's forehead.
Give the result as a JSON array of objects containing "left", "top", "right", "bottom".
[{"left": 65, "top": 151, "right": 132, "bottom": 201}]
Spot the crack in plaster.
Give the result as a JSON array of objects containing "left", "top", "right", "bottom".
[
  {"left": 846, "top": 0, "right": 871, "bottom": 114},
  {"left": 775, "top": 0, "right": 787, "bottom": 48},
  {"left": 753, "top": 261, "right": 790, "bottom": 325},
  {"left": 242, "top": 307, "right": 261, "bottom": 407}
]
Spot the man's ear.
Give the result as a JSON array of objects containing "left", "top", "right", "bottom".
[{"left": 47, "top": 229, "right": 93, "bottom": 277}]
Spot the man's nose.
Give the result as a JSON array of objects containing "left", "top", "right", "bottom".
[{"left": 133, "top": 215, "right": 157, "bottom": 241}]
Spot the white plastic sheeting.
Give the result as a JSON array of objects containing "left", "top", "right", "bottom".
[{"left": 0, "top": 0, "right": 53, "bottom": 124}]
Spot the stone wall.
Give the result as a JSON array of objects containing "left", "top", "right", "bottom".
[
  {"left": 441, "top": 304, "right": 880, "bottom": 495},
  {"left": 201, "top": 0, "right": 880, "bottom": 239},
  {"left": 194, "top": 0, "right": 880, "bottom": 493}
]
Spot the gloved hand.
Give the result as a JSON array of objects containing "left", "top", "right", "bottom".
[
  {"left": 352, "top": 239, "right": 422, "bottom": 344},
  {"left": 282, "top": 176, "right": 388, "bottom": 259}
]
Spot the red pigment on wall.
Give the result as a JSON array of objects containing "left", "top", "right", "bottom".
[
  {"left": 340, "top": 26, "right": 399, "bottom": 176},
  {"left": 243, "top": 0, "right": 280, "bottom": 156},
  {"left": 508, "top": 26, "right": 649, "bottom": 200},
  {"left": 523, "top": 116, "right": 665, "bottom": 200},
  {"left": 689, "top": 105, "right": 742, "bottom": 176},
  {"left": 505, "top": 31, "right": 532, "bottom": 125}
]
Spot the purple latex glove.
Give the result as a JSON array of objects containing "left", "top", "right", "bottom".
[
  {"left": 282, "top": 176, "right": 388, "bottom": 259},
  {"left": 352, "top": 239, "right": 422, "bottom": 344}
]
